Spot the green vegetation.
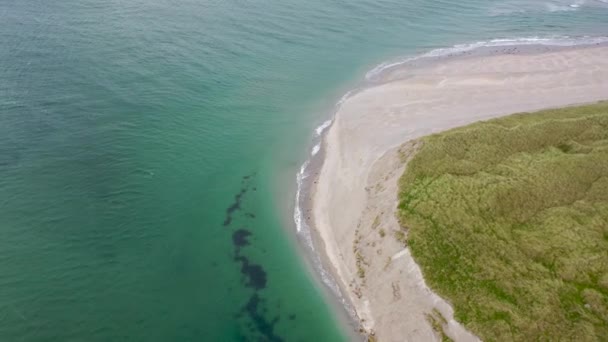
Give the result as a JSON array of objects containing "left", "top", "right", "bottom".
[
  {"left": 354, "top": 229, "right": 367, "bottom": 282},
  {"left": 397, "top": 102, "right": 608, "bottom": 341},
  {"left": 379, "top": 228, "right": 386, "bottom": 238},
  {"left": 394, "top": 230, "right": 407, "bottom": 246},
  {"left": 356, "top": 251, "right": 366, "bottom": 279},
  {"left": 372, "top": 215, "right": 381, "bottom": 230},
  {"left": 426, "top": 309, "right": 453, "bottom": 342}
]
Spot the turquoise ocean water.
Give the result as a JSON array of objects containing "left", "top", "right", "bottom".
[{"left": 1, "top": 0, "right": 607, "bottom": 340}]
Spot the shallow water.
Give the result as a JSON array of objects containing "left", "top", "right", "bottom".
[{"left": 1, "top": 0, "right": 607, "bottom": 340}]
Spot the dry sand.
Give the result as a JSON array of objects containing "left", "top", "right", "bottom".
[{"left": 311, "top": 45, "right": 608, "bottom": 341}]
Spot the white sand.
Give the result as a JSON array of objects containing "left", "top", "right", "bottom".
[{"left": 312, "top": 46, "right": 608, "bottom": 341}]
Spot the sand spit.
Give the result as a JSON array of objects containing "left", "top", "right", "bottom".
[{"left": 311, "top": 45, "right": 608, "bottom": 341}]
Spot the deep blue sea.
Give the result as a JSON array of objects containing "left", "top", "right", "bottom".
[{"left": 1, "top": 0, "right": 607, "bottom": 340}]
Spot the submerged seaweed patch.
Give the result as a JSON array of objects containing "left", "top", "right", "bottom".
[
  {"left": 223, "top": 187, "right": 246, "bottom": 226},
  {"left": 232, "top": 229, "right": 252, "bottom": 247},
  {"left": 242, "top": 294, "right": 283, "bottom": 342},
  {"left": 225, "top": 173, "right": 285, "bottom": 341},
  {"left": 234, "top": 255, "right": 267, "bottom": 290},
  {"left": 231, "top": 228, "right": 265, "bottom": 290},
  {"left": 223, "top": 173, "right": 256, "bottom": 227}
]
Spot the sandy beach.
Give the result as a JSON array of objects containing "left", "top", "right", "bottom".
[{"left": 311, "top": 45, "right": 608, "bottom": 341}]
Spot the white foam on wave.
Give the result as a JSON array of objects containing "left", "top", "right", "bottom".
[
  {"left": 294, "top": 160, "right": 309, "bottom": 234},
  {"left": 292, "top": 158, "right": 355, "bottom": 317},
  {"left": 543, "top": 0, "right": 587, "bottom": 11},
  {"left": 292, "top": 114, "right": 356, "bottom": 310},
  {"left": 336, "top": 90, "right": 354, "bottom": 108},
  {"left": 311, "top": 143, "right": 321, "bottom": 156},
  {"left": 293, "top": 158, "right": 349, "bottom": 302},
  {"left": 315, "top": 119, "right": 333, "bottom": 136},
  {"left": 366, "top": 36, "right": 608, "bottom": 81},
  {"left": 491, "top": 0, "right": 601, "bottom": 16},
  {"left": 546, "top": 3, "right": 578, "bottom": 11}
]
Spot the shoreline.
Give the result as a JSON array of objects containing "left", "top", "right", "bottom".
[{"left": 295, "top": 38, "right": 608, "bottom": 341}]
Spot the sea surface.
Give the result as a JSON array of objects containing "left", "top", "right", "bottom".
[{"left": 1, "top": 0, "right": 607, "bottom": 341}]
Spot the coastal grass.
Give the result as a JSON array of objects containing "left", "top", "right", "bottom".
[
  {"left": 426, "top": 309, "right": 454, "bottom": 342},
  {"left": 397, "top": 102, "right": 608, "bottom": 341}
]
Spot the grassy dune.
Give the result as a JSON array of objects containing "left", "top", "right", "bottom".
[{"left": 397, "top": 102, "right": 608, "bottom": 341}]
